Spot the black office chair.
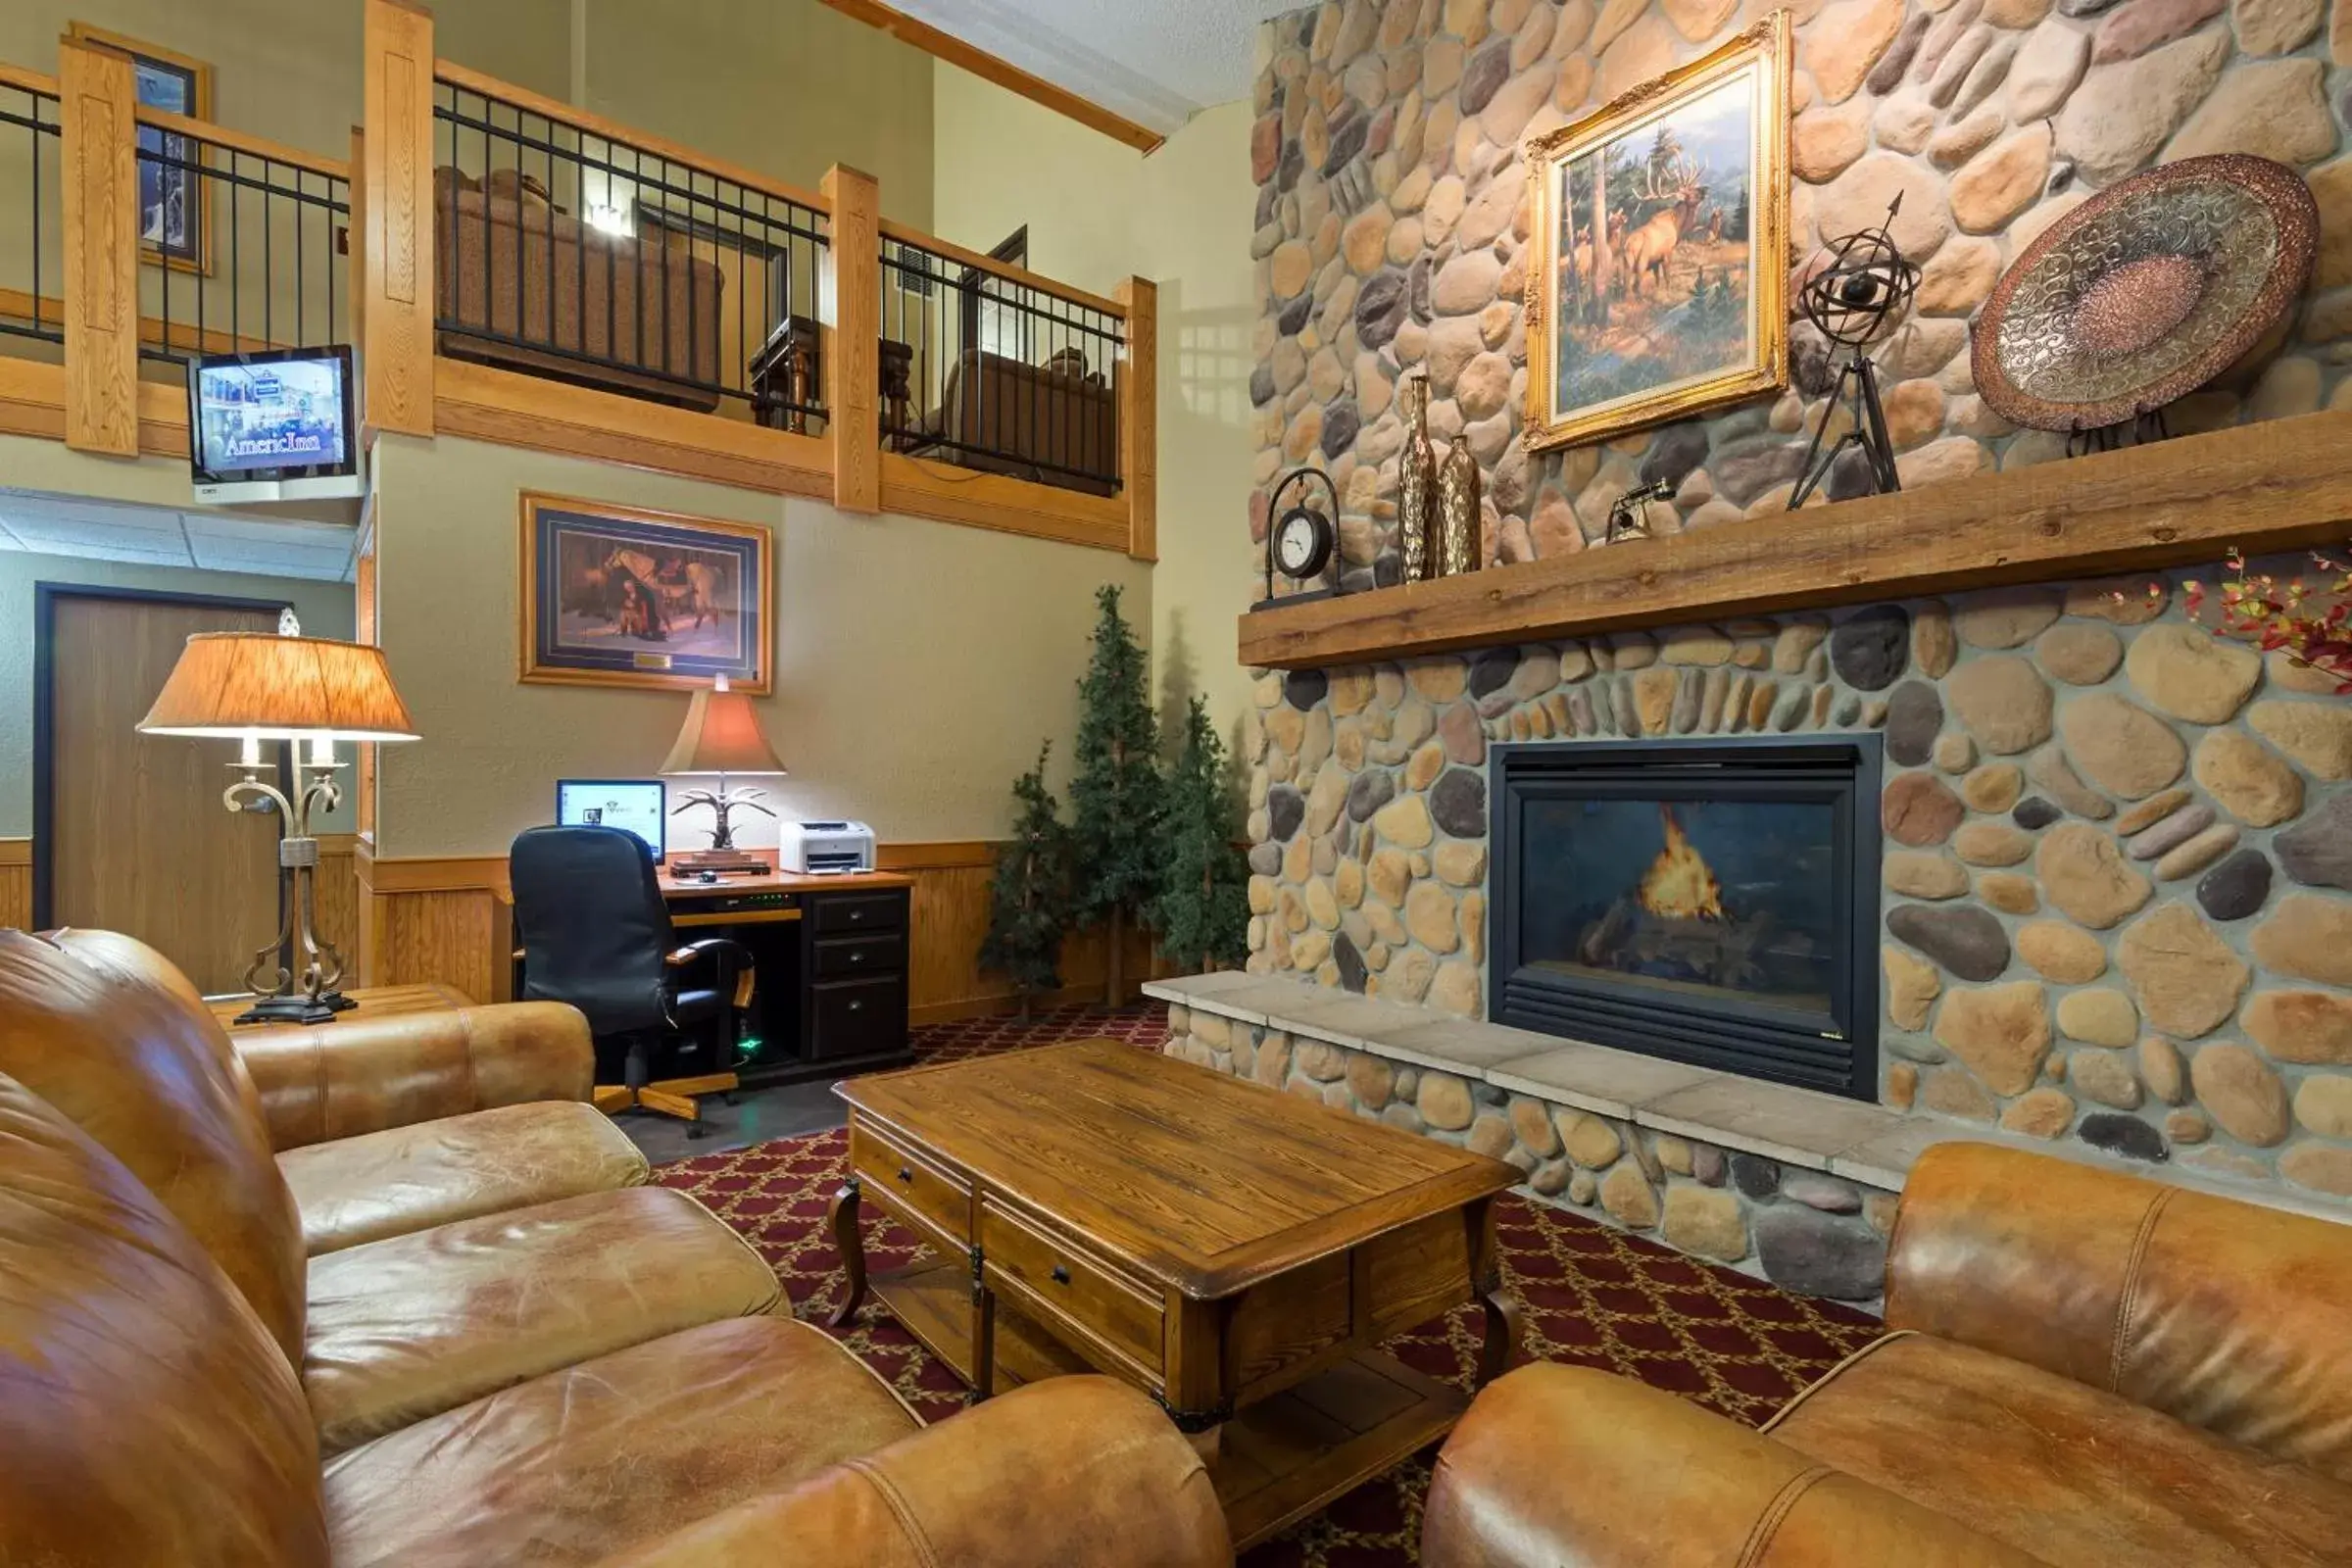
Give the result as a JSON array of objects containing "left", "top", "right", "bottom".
[{"left": 510, "top": 824, "right": 754, "bottom": 1137}]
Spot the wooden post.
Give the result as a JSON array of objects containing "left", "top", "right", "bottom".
[
  {"left": 821, "top": 164, "right": 881, "bottom": 514},
  {"left": 58, "top": 39, "right": 137, "bottom": 456},
  {"left": 362, "top": 0, "right": 435, "bottom": 441},
  {"left": 1115, "top": 276, "right": 1157, "bottom": 563}
]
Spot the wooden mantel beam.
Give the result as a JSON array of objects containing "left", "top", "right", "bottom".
[{"left": 1239, "top": 409, "right": 2352, "bottom": 671}]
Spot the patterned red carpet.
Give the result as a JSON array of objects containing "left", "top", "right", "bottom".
[{"left": 656, "top": 1004, "right": 1878, "bottom": 1565}]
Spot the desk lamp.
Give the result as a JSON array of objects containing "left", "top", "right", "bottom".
[
  {"left": 137, "top": 611, "right": 418, "bottom": 1023},
  {"left": 660, "top": 674, "right": 785, "bottom": 875}
]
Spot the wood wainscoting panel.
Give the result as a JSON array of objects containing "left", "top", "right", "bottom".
[
  {"left": 314, "top": 834, "right": 361, "bottom": 973},
  {"left": 0, "top": 840, "right": 29, "bottom": 931}
]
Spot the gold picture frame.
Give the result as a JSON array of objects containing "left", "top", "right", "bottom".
[
  {"left": 1523, "top": 11, "right": 1790, "bottom": 454},
  {"left": 518, "top": 493, "right": 773, "bottom": 695},
  {"left": 69, "top": 23, "right": 215, "bottom": 278}
]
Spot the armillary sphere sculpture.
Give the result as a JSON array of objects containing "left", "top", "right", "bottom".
[{"left": 1789, "top": 194, "right": 1920, "bottom": 509}]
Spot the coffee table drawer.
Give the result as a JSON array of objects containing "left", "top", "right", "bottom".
[
  {"left": 981, "top": 1199, "right": 1163, "bottom": 1379},
  {"left": 852, "top": 1121, "right": 972, "bottom": 1245}
]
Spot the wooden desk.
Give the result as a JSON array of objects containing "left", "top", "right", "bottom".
[
  {"left": 599, "top": 851, "right": 916, "bottom": 1088},
  {"left": 831, "top": 1040, "right": 1523, "bottom": 1550}
]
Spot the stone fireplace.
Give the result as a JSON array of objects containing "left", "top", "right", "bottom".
[{"left": 1492, "top": 737, "right": 1882, "bottom": 1101}]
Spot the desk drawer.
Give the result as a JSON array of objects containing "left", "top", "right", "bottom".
[
  {"left": 851, "top": 1120, "right": 970, "bottom": 1245},
  {"left": 981, "top": 1199, "right": 1163, "bottom": 1379},
  {"left": 811, "top": 892, "right": 905, "bottom": 936},
  {"left": 814, "top": 932, "right": 902, "bottom": 982},
  {"left": 809, "top": 975, "right": 906, "bottom": 1060}
]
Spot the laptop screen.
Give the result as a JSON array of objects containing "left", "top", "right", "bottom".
[{"left": 555, "top": 779, "right": 666, "bottom": 863}]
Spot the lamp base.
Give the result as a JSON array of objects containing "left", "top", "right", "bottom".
[
  {"left": 234, "top": 990, "right": 357, "bottom": 1026},
  {"left": 671, "top": 850, "right": 768, "bottom": 875}
]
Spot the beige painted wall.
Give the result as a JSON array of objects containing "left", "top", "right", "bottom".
[
  {"left": 370, "top": 433, "right": 1151, "bottom": 858},
  {"left": 929, "top": 69, "right": 1258, "bottom": 750}
]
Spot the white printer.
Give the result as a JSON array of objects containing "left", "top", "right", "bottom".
[{"left": 777, "top": 819, "right": 876, "bottom": 874}]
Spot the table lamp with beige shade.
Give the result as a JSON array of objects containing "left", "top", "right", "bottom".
[
  {"left": 660, "top": 674, "right": 786, "bottom": 876},
  {"left": 138, "top": 611, "right": 417, "bottom": 1023}
]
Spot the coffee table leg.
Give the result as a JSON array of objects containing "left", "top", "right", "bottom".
[
  {"left": 1477, "top": 1281, "right": 1524, "bottom": 1387},
  {"left": 972, "top": 1277, "right": 996, "bottom": 1405},
  {"left": 825, "top": 1175, "right": 867, "bottom": 1329}
]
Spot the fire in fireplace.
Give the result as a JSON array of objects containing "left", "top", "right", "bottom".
[{"left": 1491, "top": 738, "right": 1882, "bottom": 1100}]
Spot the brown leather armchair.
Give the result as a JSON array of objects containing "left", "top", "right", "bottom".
[
  {"left": 1422, "top": 1142, "right": 2352, "bottom": 1568},
  {"left": 0, "top": 931, "right": 1234, "bottom": 1566}
]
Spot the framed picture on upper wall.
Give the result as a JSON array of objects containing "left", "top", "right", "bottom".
[
  {"left": 69, "top": 23, "right": 214, "bottom": 276},
  {"left": 519, "top": 493, "right": 772, "bottom": 694},
  {"left": 1523, "top": 11, "right": 1790, "bottom": 454}
]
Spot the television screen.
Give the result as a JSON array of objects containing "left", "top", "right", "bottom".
[{"left": 189, "top": 346, "right": 356, "bottom": 483}]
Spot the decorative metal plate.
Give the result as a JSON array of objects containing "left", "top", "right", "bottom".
[{"left": 1972, "top": 155, "right": 2318, "bottom": 433}]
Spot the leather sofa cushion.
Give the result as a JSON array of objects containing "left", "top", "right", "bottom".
[
  {"left": 305, "top": 1185, "right": 780, "bottom": 1454},
  {"left": 0, "top": 930, "right": 307, "bottom": 1364},
  {"left": 0, "top": 1072, "right": 328, "bottom": 1566},
  {"left": 1768, "top": 1332, "right": 2352, "bottom": 1567},
  {"left": 282, "top": 1099, "right": 648, "bottom": 1255},
  {"left": 324, "top": 1315, "right": 919, "bottom": 1567}
]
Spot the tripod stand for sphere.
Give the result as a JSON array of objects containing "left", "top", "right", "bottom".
[{"left": 1789, "top": 351, "right": 1899, "bottom": 509}]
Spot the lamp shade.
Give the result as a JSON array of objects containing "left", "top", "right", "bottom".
[
  {"left": 660, "top": 688, "right": 786, "bottom": 775},
  {"left": 138, "top": 632, "right": 419, "bottom": 741}
]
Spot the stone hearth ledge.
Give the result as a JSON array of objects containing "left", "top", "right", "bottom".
[{"left": 1143, "top": 971, "right": 2352, "bottom": 1222}]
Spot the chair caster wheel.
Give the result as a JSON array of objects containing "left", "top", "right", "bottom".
[
  {"left": 686, "top": 1121, "right": 707, "bottom": 1141},
  {"left": 721, "top": 1093, "right": 738, "bottom": 1107}
]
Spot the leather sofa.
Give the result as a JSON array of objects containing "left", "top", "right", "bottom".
[
  {"left": 1421, "top": 1141, "right": 2352, "bottom": 1567},
  {"left": 906, "top": 346, "right": 1118, "bottom": 496},
  {"left": 0, "top": 928, "right": 1232, "bottom": 1566}
]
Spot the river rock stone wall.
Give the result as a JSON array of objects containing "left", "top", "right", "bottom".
[
  {"left": 1163, "top": 1001, "right": 1903, "bottom": 1301},
  {"left": 1248, "top": 0, "right": 2352, "bottom": 578},
  {"left": 1241, "top": 564, "right": 2352, "bottom": 1201}
]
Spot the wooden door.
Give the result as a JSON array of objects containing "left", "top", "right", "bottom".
[{"left": 45, "top": 594, "right": 285, "bottom": 993}]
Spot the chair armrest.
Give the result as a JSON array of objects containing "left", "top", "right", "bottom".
[
  {"left": 593, "top": 1377, "right": 1230, "bottom": 1568},
  {"left": 664, "top": 938, "right": 756, "bottom": 1009},
  {"left": 1887, "top": 1141, "right": 2352, "bottom": 1481},
  {"left": 233, "top": 1001, "right": 594, "bottom": 1151},
  {"left": 1422, "top": 1362, "right": 2043, "bottom": 1568}
]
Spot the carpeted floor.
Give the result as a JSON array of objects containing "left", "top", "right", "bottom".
[{"left": 655, "top": 1004, "right": 1880, "bottom": 1566}]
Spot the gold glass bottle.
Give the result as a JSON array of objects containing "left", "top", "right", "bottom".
[
  {"left": 1438, "top": 433, "right": 1483, "bottom": 576},
  {"left": 1397, "top": 374, "right": 1438, "bottom": 583}
]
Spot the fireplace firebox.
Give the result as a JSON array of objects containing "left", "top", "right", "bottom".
[{"left": 1490, "top": 737, "right": 1882, "bottom": 1101}]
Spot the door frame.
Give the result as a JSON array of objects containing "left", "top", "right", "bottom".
[{"left": 30, "top": 582, "right": 296, "bottom": 931}]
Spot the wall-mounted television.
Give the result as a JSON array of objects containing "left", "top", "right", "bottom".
[{"left": 187, "top": 345, "right": 362, "bottom": 504}]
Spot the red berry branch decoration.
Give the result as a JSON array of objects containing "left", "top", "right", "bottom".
[{"left": 2124, "top": 549, "right": 2352, "bottom": 695}]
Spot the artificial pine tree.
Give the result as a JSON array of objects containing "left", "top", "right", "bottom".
[
  {"left": 978, "top": 743, "right": 1073, "bottom": 1021},
  {"left": 1068, "top": 583, "right": 1162, "bottom": 1006},
  {"left": 1152, "top": 696, "right": 1249, "bottom": 975}
]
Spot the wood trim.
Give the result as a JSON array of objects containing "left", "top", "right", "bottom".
[
  {"left": 876, "top": 840, "right": 999, "bottom": 871},
  {"left": 1240, "top": 407, "right": 2352, "bottom": 669},
  {"left": 0, "top": 62, "right": 59, "bottom": 96},
  {"left": 0, "top": 840, "right": 29, "bottom": 867},
  {"left": 435, "top": 357, "right": 830, "bottom": 497},
  {"left": 362, "top": 853, "right": 510, "bottom": 897},
  {"left": 0, "top": 358, "right": 69, "bottom": 445},
  {"left": 879, "top": 452, "right": 1130, "bottom": 552},
  {"left": 431, "top": 59, "right": 833, "bottom": 216},
  {"left": 1116, "top": 276, "right": 1156, "bottom": 564},
  {"left": 59, "top": 39, "right": 138, "bottom": 456},
  {"left": 823, "top": 164, "right": 882, "bottom": 515},
  {"left": 811, "top": 0, "right": 1165, "bottom": 156},
  {"left": 0, "top": 287, "right": 274, "bottom": 356},
  {"left": 129, "top": 104, "right": 349, "bottom": 180},
  {"left": 0, "top": 840, "right": 30, "bottom": 932},
  {"left": 362, "top": 0, "right": 435, "bottom": 440},
  {"left": 134, "top": 378, "right": 190, "bottom": 458},
  {"left": 878, "top": 218, "right": 1127, "bottom": 319}
]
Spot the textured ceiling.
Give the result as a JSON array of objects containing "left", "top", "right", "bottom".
[
  {"left": 900, "top": 0, "right": 1294, "bottom": 133},
  {"left": 0, "top": 488, "right": 360, "bottom": 583}
]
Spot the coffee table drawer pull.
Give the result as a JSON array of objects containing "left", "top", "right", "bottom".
[
  {"left": 1051, "top": 1264, "right": 1071, "bottom": 1285},
  {"left": 898, "top": 1166, "right": 913, "bottom": 1184}
]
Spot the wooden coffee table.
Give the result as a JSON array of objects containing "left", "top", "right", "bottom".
[{"left": 830, "top": 1039, "right": 1523, "bottom": 1549}]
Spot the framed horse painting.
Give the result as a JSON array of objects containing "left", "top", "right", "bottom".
[{"left": 518, "top": 493, "right": 771, "bottom": 694}]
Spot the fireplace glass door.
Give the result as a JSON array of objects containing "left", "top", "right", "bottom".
[{"left": 1492, "top": 738, "right": 1881, "bottom": 1100}]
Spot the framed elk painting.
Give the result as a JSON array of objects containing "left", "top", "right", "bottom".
[
  {"left": 1524, "top": 12, "right": 1790, "bottom": 454},
  {"left": 519, "top": 493, "right": 771, "bottom": 694}
]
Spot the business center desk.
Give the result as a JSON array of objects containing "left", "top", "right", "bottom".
[{"left": 521, "top": 850, "right": 916, "bottom": 1090}]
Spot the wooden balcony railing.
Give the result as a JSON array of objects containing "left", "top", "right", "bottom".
[{"left": 4, "top": 1, "right": 1157, "bottom": 563}]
